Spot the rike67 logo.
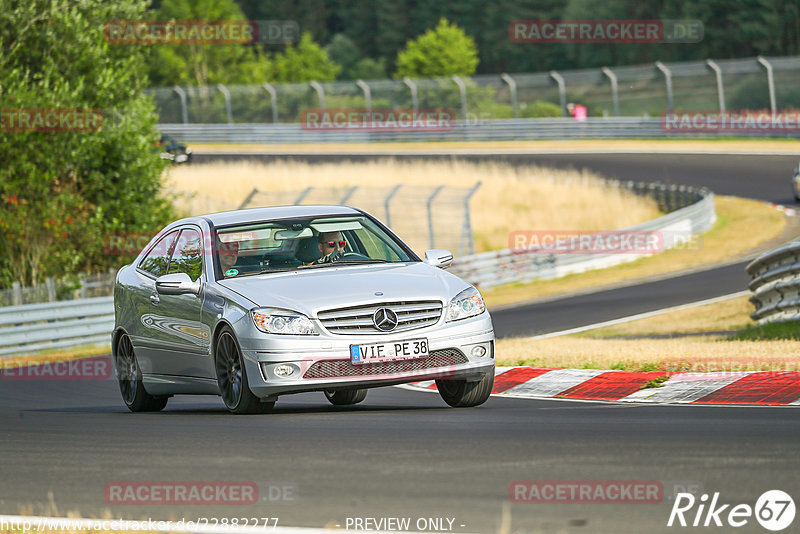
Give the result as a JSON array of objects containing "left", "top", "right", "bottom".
[{"left": 668, "top": 490, "right": 795, "bottom": 531}]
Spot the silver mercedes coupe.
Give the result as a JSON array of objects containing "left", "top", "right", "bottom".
[{"left": 112, "top": 205, "right": 495, "bottom": 414}]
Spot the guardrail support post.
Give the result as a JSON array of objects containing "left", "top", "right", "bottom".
[
  {"left": 500, "top": 73, "right": 518, "bottom": 118},
  {"left": 12, "top": 281, "right": 21, "bottom": 306},
  {"left": 46, "top": 278, "right": 55, "bottom": 302},
  {"left": 426, "top": 186, "right": 445, "bottom": 249},
  {"left": 262, "top": 82, "right": 278, "bottom": 123},
  {"left": 601, "top": 67, "right": 620, "bottom": 116},
  {"left": 452, "top": 75, "right": 468, "bottom": 121},
  {"left": 173, "top": 86, "right": 188, "bottom": 124},
  {"left": 310, "top": 81, "right": 326, "bottom": 110},
  {"left": 356, "top": 80, "right": 372, "bottom": 114},
  {"left": 216, "top": 84, "right": 233, "bottom": 124},
  {"left": 757, "top": 56, "right": 777, "bottom": 114},
  {"left": 384, "top": 184, "right": 402, "bottom": 227},
  {"left": 655, "top": 61, "right": 674, "bottom": 113},
  {"left": 403, "top": 78, "right": 418, "bottom": 114},
  {"left": 706, "top": 59, "right": 726, "bottom": 112},
  {"left": 549, "top": 71, "right": 567, "bottom": 117}
]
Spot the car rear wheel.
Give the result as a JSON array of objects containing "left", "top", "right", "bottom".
[
  {"left": 115, "top": 333, "right": 168, "bottom": 412},
  {"left": 324, "top": 389, "right": 368, "bottom": 406},
  {"left": 436, "top": 372, "right": 494, "bottom": 408},
  {"left": 215, "top": 327, "right": 274, "bottom": 415}
]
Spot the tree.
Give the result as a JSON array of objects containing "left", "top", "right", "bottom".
[
  {"left": 147, "top": 0, "right": 271, "bottom": 86},
  {"left": 394, "top": 18, "right": 479, "bottom": 78},
  {"left": 0, "top": 0, "right": 174, "bottom": 287},
  {"left": 270, "top": 32, "right": 341, "bottom": 82},
  {"left": 325, "top": 33, "right": 386, "bottom": 80}
]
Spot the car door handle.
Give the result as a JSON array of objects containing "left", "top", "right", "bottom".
[{"left": 150, "top": 294, "right": 160, "bottom": 305}]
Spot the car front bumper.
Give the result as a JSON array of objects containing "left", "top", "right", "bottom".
[{"left": 236, "top": 312, "right": 495, "bottom": 398}]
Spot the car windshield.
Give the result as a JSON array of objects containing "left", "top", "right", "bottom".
[{"left": 215, "top": 215, "right": 415, "bottom": 279}]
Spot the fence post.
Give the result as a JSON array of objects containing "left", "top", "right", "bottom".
[
  {"left": 601, "top": 67, "right": 620, "bottom": 116},
  {"left": 216, "top": 84, "right": 233, "bottom": 124},
  {"left": 426, "top": 186, "right": 445, "bottom": 249},
  {"left": 173, "top": 86, "right": 188, "bottom": 124},
  {"left": 310, "top": 81, "right": 326, "bottom": 110},
  {"left": 452, "top": 75, "right": 468, "bottom": 121},
  {"left": 705, "top": 59, "right": 726, "bottom": 112},
  {"left": 460, "top": 182, "right": 482, "bottom": 256},
  {"left": 46, "top": 277, "right": 56, "bottom": 302},
  {"left": 500, "top": 73, "right": 518, "bottom": 118},
  {"left": 12, "top": 281, "right": 22, "bottom": 306},
  {"left": 654, "top": 61, "right": 674, "bottom": 113},
  {"left": 549, "top": 71, "right": 567, "bottom": 116},
  {"left": 263, "top": 82, "right": 278, "bottom": 123},
  {"left": 356, "top": 80, "right": 372, "bottom": 114},
  {"left": 294, "top": 187, "right": 314, "bottom": 204},
  {"left": 384, "top": 184, "right": 402, "bottom": 227},
  {"left": 403, "top": 78, "right": 418, "bottom": 114},
  {"left": 340, "top": 186, "right": 359, "bottom": 204},
  {"left": 238, "top": 188, "right": 260, "bottom": 209},
  {"left": 757, "top": 56, "right": 777, "bottom": 114}
]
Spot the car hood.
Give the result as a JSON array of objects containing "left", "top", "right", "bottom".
[{"left": 217, "top": 262, "right": 470, "bottom": 316}]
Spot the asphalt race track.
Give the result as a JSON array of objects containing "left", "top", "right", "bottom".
[
  {"left": 2, "top": 152, "right": 799, "bottom": 534},
  {"left": 2, "top": 377, "right": 799, "bottom": 534}
]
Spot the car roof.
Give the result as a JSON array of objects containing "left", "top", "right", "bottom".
[{"left": 176, "top": 205, "right": 363, "bottom": 228}]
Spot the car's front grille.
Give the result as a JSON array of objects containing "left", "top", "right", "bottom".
[
  {"left": 303, "top": 348, "right": 467, "bottom": 379},
  {"left": 317, "top": 300, "right": 443, "bottom": 335}
]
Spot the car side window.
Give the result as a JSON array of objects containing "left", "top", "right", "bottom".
[
  {"left": 138, "top": 230, "right": 179, "bottom": 277},
  {"left": 168, "top": 228, "right": 203, "bottom": 281}
]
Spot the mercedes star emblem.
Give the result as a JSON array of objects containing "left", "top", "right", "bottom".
[{"left": 372, "top": 307, "right": 399, "bottom": 331}]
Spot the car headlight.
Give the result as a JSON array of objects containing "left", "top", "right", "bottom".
[
  {"left": 251, "top": 308, "right": 318, "bottom": 335},
  {"left": 446, "top": 287, "right": 486, "bottom": 322}
]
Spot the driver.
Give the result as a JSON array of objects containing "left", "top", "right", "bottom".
[
  {"left": 218, "top": 238, "right": 240, "bottom": 274},
  {"left": 312, "top": 231, "right": 345, "bottom": 264}
]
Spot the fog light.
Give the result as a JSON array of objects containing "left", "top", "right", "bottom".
[
  {"left": 471, "top": 345, "right": 487, "bottom": 358},
  {"left": 274, "top": 364, "right": 295, "bottom": 377}
]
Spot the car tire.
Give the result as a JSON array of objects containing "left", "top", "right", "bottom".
[
  {"left": 115, "top": 333, "right": 169, "bottom": 412},
  {"left": 324, "top": 389, "right": 368, "bottom": 406},
  {"left": 215, "top": 326, "right": 275, "bottom": 415},
  {"left": 436, "top": 372, "right": 494, "bottom": 408}
]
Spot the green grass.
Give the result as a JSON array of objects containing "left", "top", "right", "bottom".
[
  {"left": 729, "top": 321, "right": 800, "bottom": 341},
  {"left": 641, "top": 375, "right": 670, "bottom": 389}
]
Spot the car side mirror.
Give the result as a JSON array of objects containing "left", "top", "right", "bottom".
[
  {"left": 424, "top": 249, "right": 453, "bottom": 269},
  {"left": 156, "top": 272, "right": 201, "bottom": 295}
]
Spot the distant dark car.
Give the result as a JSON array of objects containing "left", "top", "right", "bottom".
[{"left": 157, "top": 134, "right": 192, "bottom": 164}]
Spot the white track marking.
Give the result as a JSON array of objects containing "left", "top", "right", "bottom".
[
  {"left": 620, "top": 372, "right": 754, "bottom": 403},
  {"left": 500, "top": 368, "right": 604, "bottom": 397},
  {"left": 524, "top": 291, "right": 750, "bottom": 340}
]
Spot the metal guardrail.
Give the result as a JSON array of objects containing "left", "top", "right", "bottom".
[
  {"left": 159, "top": 117, "right": 799, "bottom": 143},
  {"left": 449, "top": 182, "right": 716, "bottom": 288},
  {"left": 0, "top": 297, "right": 114, "bottom": 357},
  {"left": 746, "top": 242, "right": 800, "bottom": 324}
]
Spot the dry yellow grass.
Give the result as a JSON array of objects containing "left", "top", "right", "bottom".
[
  {"left": 483, "top": 195, "right": 786, "bottom": 307},
  {"left": 496, "top": 336, "right": 800, "bottom": 372},
  {"left": 0, "top": 345, "right": 109, "bottom": 369},
  {"left": 165, "top": 159, "right": 660, "bottom": 253}
]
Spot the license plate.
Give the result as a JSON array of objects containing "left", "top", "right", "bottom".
[{"left": 350, "top": 338, "right": 429, "bottom": 365}]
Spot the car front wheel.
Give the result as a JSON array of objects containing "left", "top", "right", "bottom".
[
  {"left": 115, "top": 333, "right": 168, "bottom": 412},
  {"left": 436, "top": 372, "right": 494, "bottom": 408},
  {"left": 215, "top": 326, "right": 274, "bottom": 415},
  {"left": 324, "top": 389, "right": 368, "bottom": 406}
]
